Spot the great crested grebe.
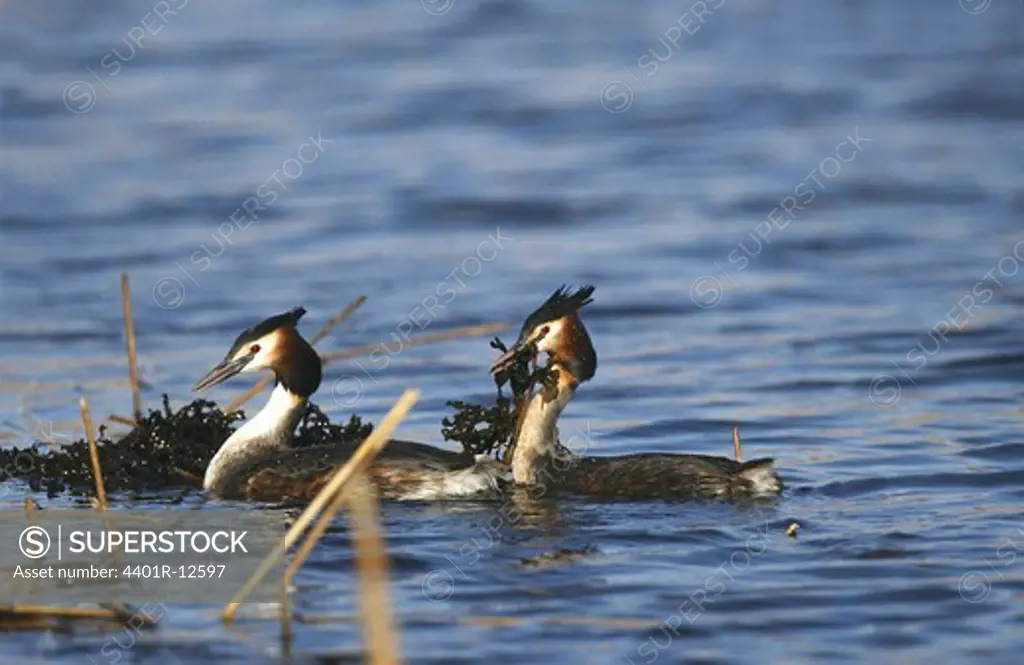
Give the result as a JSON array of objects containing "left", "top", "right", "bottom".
[
  {"left": 194, "top": 307, "right": 509, "bottom": 502},
  {"left": 491, "top": 286, "right": 783, "bottom": 500}
]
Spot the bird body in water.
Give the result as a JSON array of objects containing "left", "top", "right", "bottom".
[
  {"left": 194, "top": 307, "right": 508, "bottom": 502},
  {"left": 491, "top": 286, "right": 782, "bottom": 500}
]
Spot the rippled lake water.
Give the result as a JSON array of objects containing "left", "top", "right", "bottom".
[{"left": 2, "top": 0, "right": 1024, "bottom": 662}]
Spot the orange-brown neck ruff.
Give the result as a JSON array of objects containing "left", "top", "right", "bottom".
[
  {"left": 548, "top": 314, "right": 596, "bottom": 386},
  {"left": 272, "top": 327, "right": 322, "bottom": 399}
]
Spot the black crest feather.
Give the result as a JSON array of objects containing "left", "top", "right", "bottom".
[
  {"left": 517, "top": 285, "right": 595, "bottom": 343},
  {"left": 225, "top": 307, "right": 306, "bottom": 359}
]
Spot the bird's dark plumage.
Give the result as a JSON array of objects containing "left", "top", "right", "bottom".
[
  {"left": 538, "top": 453, "right": 781, "bottom": 500},
  {"left": 225, "top": 307, "right": 306, "bottom": 360},
  {"left": 517, "top": 285, "right": 595, "bottom": 344}
]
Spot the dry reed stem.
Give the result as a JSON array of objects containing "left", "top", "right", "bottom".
[
  {"left": 283, "top": 486, "right": 353, "bottom": 581},
  {"left": 121, "top": 274, "right": 142, "bottom": 423},
  {"left": 732, "top": 424, "right": 743, "bottom": 462},
  {"left": 276, "top": 480, "right": 352, "bottom": 641},
  {"left": 107, "top": 414, "right": 137, "bottom": 427},
  {"left": 310, "top": 295, "right": 368, "bottom": 346},
  {"left": 79, "top": 398, "right": 107, "bottom": 509},
  {"left": 98, "top": 603, "right": 158, "bottom": 625},
  {"left": 281, "top": 476, "right": 400, "bottom": 663},
  {"left": 0, "top": 604, "right": 155, "bottom": 623},
  {"left": 171, "top": 467, "right": 204, "bottom": 486},
  {"left": 320, "top": 322, "right": 510, "bottom": 363},
  {"left": 221, "top": 389, "right": 419, "bottom": 621},
  {"left": 347, "top": 477, "right": 401, "bottom": 665},
  {"left": 225, "top": 380, "right": 267, "bottom": 415},
  {"left": 279, "top": 574, "right": 292, "bottom": 644},
  {"left": 226, "top": 296, "right": 368, "bottom": 414}
]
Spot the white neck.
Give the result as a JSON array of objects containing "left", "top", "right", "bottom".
[
  {"left": 204, "top": 383, "right": 306, "bottom": 491},
  {"left": 511, "top": 372, "right": 577, "bottom": 485}
]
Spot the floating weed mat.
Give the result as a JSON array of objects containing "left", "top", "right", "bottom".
[
  {"left": 441, "top": 335, "right": 535, "bottom": 461},
  {"left": 0, "top": 395, "right": 374, "bottom": 496},
  {"left": 293, "top": 404, "right": 373, "bottom": 449},
  {"left": 441, "top": 395, "right": 518, "bottom": 461}
]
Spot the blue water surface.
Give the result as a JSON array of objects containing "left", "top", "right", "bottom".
[{"left": 1, "top": 0, "right": 1023, "bottom": 662}]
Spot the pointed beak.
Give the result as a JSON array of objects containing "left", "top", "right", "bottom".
[
  {"left": 490, "top": 344, "right": 524, "bottom": 377},
  {"left": 490, "top": 340, "right": 539, "bottom": 389},
  {"left": 192, "top": 355, "right": 251, "bottom": 392}
]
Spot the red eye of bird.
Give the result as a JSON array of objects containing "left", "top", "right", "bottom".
[{"left": 250, "top": 344, "right": 261, "bottom": 354}]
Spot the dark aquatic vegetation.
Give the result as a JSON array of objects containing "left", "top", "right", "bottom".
[
  {"left": 441, "top": 335, "right": 535, "bottom": 461},
  {"left": 441, "top": 394, "right": 518, "bottom": 461},
  {"left": 0, "top": 395, "right": 373, "bottom": 495}
]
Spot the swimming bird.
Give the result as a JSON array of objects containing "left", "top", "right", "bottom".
[
  {"left": 491, "top": 286, "right": 783, "bottom": 500},
  {"left": 194, "top": 307, "right": 509, "bottom": 502}
]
